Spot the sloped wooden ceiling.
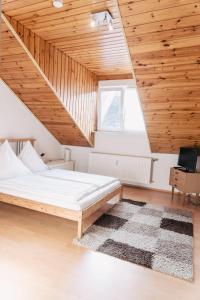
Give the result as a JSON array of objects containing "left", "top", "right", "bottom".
[
  {"left": 2, "top": 0, "right": 132, "bottom": 77},
  {"left": 4, "top": 1, "right": 200, "bottom": 153},
  {"left": 118, "top": 0, "right": 200, "bottom": 153},
  {"left": 1, "top": 0, "right": 133, "bottom": 147},
  {"left": 0, "top": 14, "right": 96, "bottom": 146}
]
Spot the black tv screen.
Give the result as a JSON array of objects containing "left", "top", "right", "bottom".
[{"left": 178, "top": 147, "right": 198, "bottom": 172}]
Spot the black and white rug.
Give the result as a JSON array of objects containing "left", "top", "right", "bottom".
[{"left": 75, "top": 199, "right": 193, "bottom": 281}]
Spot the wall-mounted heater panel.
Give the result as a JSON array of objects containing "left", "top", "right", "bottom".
[{"left": 88, "top": 152, "right": 154, "bottom": 185}]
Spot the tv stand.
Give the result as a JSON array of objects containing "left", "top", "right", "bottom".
[
  {"left": 174, "top": 166, "right": 194, "bottom": 173},
  {"left": 169, "top": 167, "right": 200, "bottom": 204}
]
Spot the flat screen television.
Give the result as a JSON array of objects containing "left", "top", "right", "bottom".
[{"left": 178, "top": 147, "right": 199, "bottom": 172}]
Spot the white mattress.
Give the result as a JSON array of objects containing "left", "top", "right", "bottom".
[{"left": 0, "top": 174, "right": 120, "bottom": 211}]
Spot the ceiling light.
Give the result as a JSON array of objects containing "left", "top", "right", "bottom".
[
  {"left": 108, "top": 21, "right": 113, "bottom": 31},
  {"left": 90, "top": 11, "right": 114, "bottom": 31},
  {"left": 52, "top": 0, "right": 63, "bottom": 8},
  {"left": 90, "top": 19, "right": 96, "bottom": 28}
]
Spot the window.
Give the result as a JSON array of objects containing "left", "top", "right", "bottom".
[
  {"left": 98, "top": 86, "right": 145, "bottom": 132},
  {"left": 99, "top": 88, "right": 123, "bottom": 131}
]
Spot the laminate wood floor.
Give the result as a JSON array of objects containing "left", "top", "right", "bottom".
[{"left": 0, "top": 186, "right": 199, "bottom": 300}]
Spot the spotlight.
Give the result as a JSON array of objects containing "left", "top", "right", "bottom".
[
  {"left": 52, "top": 0, "right": 63, "bottom": 8},
  {"left": 90, "top": 11, "right": 113, "bottom": 31},
  {"left": 108, "top": 21, "right": 113, "bottom": 31},
  {"left": 90, "top": 19, "right": 96, "bottom": 28}
]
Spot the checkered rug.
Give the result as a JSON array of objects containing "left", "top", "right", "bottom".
[{"left": 75, "top": 199, "right": 193, "bottom": 281}]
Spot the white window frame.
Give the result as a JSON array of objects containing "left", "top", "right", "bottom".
[
  {"left": 98, "top": 87, "right": 125, "bottom": 132},
  {"left": 123, "top": 86, "right": 146, "bottom": 133}
]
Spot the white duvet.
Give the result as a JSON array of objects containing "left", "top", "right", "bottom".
[
  {"left": 39, "top": 169, "right": 118, "bottom": 189},
  {"left": 0, "top": 173, "right": 120, "bottom": 211}
]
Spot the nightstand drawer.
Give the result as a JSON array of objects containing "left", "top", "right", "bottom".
[
  {"left": 172, "top": 178, "right": 185, "bottom": 190},
  {"left": 171, "top": 175, "right": 185, "bottom": 185},
  {"left": 170, "top": 168, "right": 186, "bottom": 186}
]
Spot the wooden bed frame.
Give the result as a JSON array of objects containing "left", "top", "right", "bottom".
[
  {"left": 0, "top": 138, "right": 122, "bottom": 239},
  {"left": 0, "top": 187, "right": 122, "bottom": 239}
]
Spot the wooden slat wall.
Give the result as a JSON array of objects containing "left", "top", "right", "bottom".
[
  {"left": 1, "top": 15, "right": 98, "bottom": 146},
  {"left": 1, "top": 15, "right": 97, "bottom": 146},
  {"left": 118, "top": 0, "right": 200, "bottom": 153}
]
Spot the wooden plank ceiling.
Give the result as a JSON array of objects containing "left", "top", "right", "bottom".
[
  {"left": 4, "top": 0, "right": 200, "bottom": 153},
  {"left": 0, "top": 14, "right": 96, "bottom": 146},
  {"left": 118, "top": 0, "right": 200, "bottom": 153},
  {"left": 2, "top": 0, "right": 132, "bottom": 77}
]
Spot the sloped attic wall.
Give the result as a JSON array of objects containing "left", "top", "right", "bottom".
[{"left": 0, "top": 79, "right": 63, "bottom": 160}]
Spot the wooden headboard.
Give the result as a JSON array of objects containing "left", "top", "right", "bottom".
[{"left": 0, "top": 138, "right": 36, "bottom": 155}]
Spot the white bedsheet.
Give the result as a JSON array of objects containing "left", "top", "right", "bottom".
[
  {"left": 0, "top": 174, "right": 120, "bottom": 211},
  {"left": 38, "top": 169, "right": 118, "bottom": 189}
]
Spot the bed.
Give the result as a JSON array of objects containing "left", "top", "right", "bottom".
[{"left": 0, "top": 138, "right": 122, "bottom": 238}]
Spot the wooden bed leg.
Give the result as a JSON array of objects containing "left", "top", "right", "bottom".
[
  {"left": 77, "top": 213, "right": 83, "bottom": 240},
  {"left": 120, "top": 185, "right": 123, "bottom": 200}
]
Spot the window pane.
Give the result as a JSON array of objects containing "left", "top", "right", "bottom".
[
  {"left": 124, "top": 88, "right": 146, "bottom": 132},
  {"left": 100, "top": 90, "right": 122, "bottom": 131}
]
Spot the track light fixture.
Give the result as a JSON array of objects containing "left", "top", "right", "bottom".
[
  {"left": 90, "top": 19, "right": 96, "bottom": 28},
  {"left": 52, "top": 0, "right": 63, "bottom": 8},
  {"left": 90, "top": 11, "right": 114, "bottom": 31},
  {"left": 108, "top": 21, "right": 114, "bottom": 31}
]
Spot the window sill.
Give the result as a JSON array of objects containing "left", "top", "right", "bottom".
[{"left": 95, "top": 130, "right": 146, "bottom": 135}]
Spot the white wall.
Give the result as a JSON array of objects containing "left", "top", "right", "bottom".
[
  {"left": 94, "top": 131, "right": 151, "bottom": 156},
  {"left": 0, "top": 80, "right": 63, "bottom": 160}
]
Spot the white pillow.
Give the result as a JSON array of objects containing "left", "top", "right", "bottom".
[
  {"left": 0, "top": 140, "right": 32, "bottom": 180},
  {"left": 19, "top": 141, "right": 48, "bottom": 172}
]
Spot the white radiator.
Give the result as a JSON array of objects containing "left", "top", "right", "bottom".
[{"left": 88, "top": 152, "right": 154, "bottom": 185}]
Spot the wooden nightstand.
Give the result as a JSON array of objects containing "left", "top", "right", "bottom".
[
  {"left": 169, "top": 167, "right": 200, "bottom": 204},
  {"left": 46, "top": 160, "right": 75, "bottom": 171}
]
